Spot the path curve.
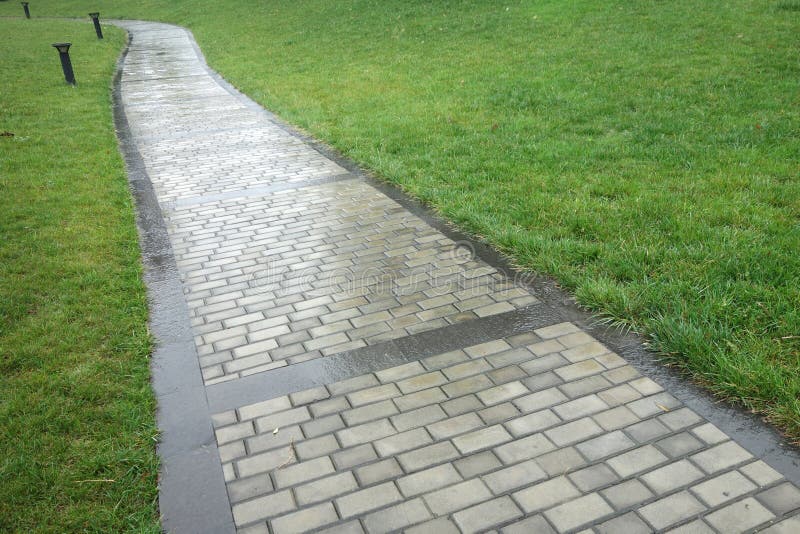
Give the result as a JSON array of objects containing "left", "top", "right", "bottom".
[{"left": 111, "top": 20, "right": 800, "bottom": 534}]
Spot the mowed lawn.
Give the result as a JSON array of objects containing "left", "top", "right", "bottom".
[
  {"left": 0, "top": 19, "right": 158, "bottom": 532},
  {"left": 0, "top": 0, "right": 797, "bottom": 508}
]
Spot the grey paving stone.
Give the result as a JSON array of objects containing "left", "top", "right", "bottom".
[
  {"left": 337, "top": 418, "right": 395, "bottom": 448},
  {"left": 544, "top": 417, "right": 604, "bottom": 447},
  {"left": 606, "top": 444, "right": 668, "bottom": 478},
  {"left": 216, "top": 421, "right": 255, "bottom": 444},
  {"left": 690, "top": 440, "right": 752, "bottom": 474},
  {"left": 452, "top": 496, "right": 523, "bottom": 533},
  {"left": 601, "top": 479, "right": 654, "bottom": 510},
  {"left": 595, "top": 512, "right": 651, "bottom": 534},
  {"left": 332, "top": 443, "right": 378, "bottom": 470},
  {"left": 691, "top": 422, "right": 729, "bottom": 445},
  {"left": 347, "top": 383, "right": 401, "bottom": 406},
  {"left": 478, "top": 402, "right": 520, "bottom": 425},
  {"left": 453, "top": 425, "right": 513, "bottom": 454},
  {"left": 231, "top": 489, "right": 294, "bottom": 526},
  {"left": 374, "top": 427, "right": 433, "bottom": 457},
  {"left": 289, "top": 386, "right": 329, "bottom": 406},
  {"left": 454, "top": 450, "right": 503, "bottom": 479},
  {"left": 544, "top": 492, "right": 614, "bottom": 532},
  {"left": 638, "top": 491, "right": 706, "bottom": 530},
  {"left": 505, "top": 409, "right": 561, "bottom": 437},
  {"left": 500, "top": 515, "right": 556, "bottom": 534},
  {"left": 554, "top": 359, "right": 606, "bottom": 381},
  {"left": 513, "top": 387, "right": 568, "bottom": 413},
  {"left": 329, "top": 374, "right": 380, "bottom": 396},
  {"left": 559, "top": 375, "right": 612, "bottom": 398},
  {"left": 397, "top": 371, "right": 449, "bottom": 394},
  {"left": 656, "top": 431, "right": 704, "bottom": 457},
  {"left": 691, "top": 470, "right": 757, "bottom": 507},
  {"left": 270, "top": 502, "right": 338, "bottom": 534},
  {"left": 391, "top": 404, "right": 447, "bottom": 432},
  {"left": 294, "top": 471, "right": 358, "bottom": 505},
  {"left": 236, "top": 446, "right": 297, "bottom": 478},
  {"left": 535, "top": 322, "right": 580, "bottom": 339},
  {"left": 422, "top": 349, "right": 470, "bottom": 371},
  {"left": 356, "top": 457, "right": 403, "bottom": 486},
  {"left": 658, "top": 407, "right": 704, "bottom": 431},
  {"left": 513, "top": 476, "right": 581, "bottom": 514},
  {"left": 477, "top": 381, "right": 529, "bottom": 406},
  {"left": 294, "top": 434, "right": 339, "bottom": 461},
  {"left": 376, "top": 361, "right": 426, "bottom": 383},
  {"left": 704, "top": 497, "right": 775, "bottom": 533},
  {"left": 568, "top": 463, "right": 619, "bottom": 492},
  {"left": 482, "top": 458, "right": 547, "bottom": 494},
  {"left": 405, "top": 517, "right": 460, "bottom": 534},
  {"left": 592, "top": 405, "right": 640, "bottom": 431},
  {"left": 336, "top": 481, "right": 403, "bottom": 518},
  {"left": 665, "top": 519, "right": 716, "bottom": 534},
  {"left": 465, "top": 339, "right": 512, "bottom": 358},
  {"left": 398, "top": 441, "right": 460, "bottom": 472},
  {"left": 398, "top": 463, "right": 463, "bottom": 497},
  {"left": 303, "top": 413, "right": 346, "bottom": 438},
  {"left": 238, "top": 396, "right": 292, "bottom": 420},
  {"left": 756, "top": 482, "right": 800, "bottom": 515},
  {"left": 362, "top": 498, "right": 432, "bottom": 533},
  {"left": 627, "top": 392, "right": 681, "bottom": 418},
  {"left": 625, "top": 418, "right": 671, "bottom": 443},
  {"left": 339, "top": 400, "right": 396, "bottom": 431},
  {"left": 254, "top": 406, "right": 311, "bottom": 434},
  {"left": 487, "top": 364, "right": 528, "bottom": 385},
  {"left": 317, "top": 520, "right": 365, "bottom": 534},
  {"left": 423, "top": 479, "right": 493, "bottom": 515},
  {"left": 520, "top": 353, "right": 569, "bottom": 376},
  {"left": 640, "top": 459, "right": 705, "bottom": 494},
  {"left": 274, "top": 455, "right": 335, "bottom": 488},
  {"left": 218, "top": 441, "right": 246, "bottom": 463},
  {"left": 740, "top": 460, "right": 784, "bottom": 487},
  {"left": 575, "top": 430, "right": 635, "bottom": 461},
  {"left": 441, "top": 394, "right": 484, "bottom": 417},
  {"left": 533, "top": 446, "right": 586, "bottom": 477},
  {"left": 522, "top": 371, "right": 563, "bottom": 392},
  {"left": 759, "top": 515, "right": 800, "bottom": 534},
  {"left": 442, "top": 374, "right": 495, "bottom": 398},
  {"left": 395, "top": 387, "right": 448, "bottom": 412},
  {"left": 227, "top": 474, "right": 273, "bottom": 504}
]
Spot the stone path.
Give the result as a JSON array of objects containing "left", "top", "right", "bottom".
[{"left": 115, "top": 20, "right": 800, "bottom": 534}]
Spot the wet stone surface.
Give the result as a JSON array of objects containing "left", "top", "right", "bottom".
[
  {"left": 116, "top": 20, "right": 800, "bottom": 534},
  {"left": 120, "top": 23, "right": 538, "bottom": 385},
  {"left": 213, "top": 325, "right": 800, "bottom": 533}
]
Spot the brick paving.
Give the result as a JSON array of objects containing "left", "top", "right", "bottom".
[
  {"left": 213, "top": 325, "right": 800, "bottom": 533},
  {"left": 117, "top": 20, "right": 800, "bottom": 534}
]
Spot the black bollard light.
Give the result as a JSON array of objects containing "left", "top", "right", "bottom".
[
  {"left": 52, "top": 43, "right": 76, "bottom": 85},
  {"left": 89, "top": 12, "right": 103, "bottom": 39},
  {"left": 21, "top": 2, "right": 30, "bottom": 19}
]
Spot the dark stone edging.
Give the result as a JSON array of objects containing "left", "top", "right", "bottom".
[
  {"left": 110, "top": 23, "right": 235, "bottom": 534},
  {"left": 206, "top": 304, "right": 560, "bottom": 413}
]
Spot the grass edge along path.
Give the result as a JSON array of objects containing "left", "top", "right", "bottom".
[{"left": 0, "top": 18, "right": 159, "bottom": 532}]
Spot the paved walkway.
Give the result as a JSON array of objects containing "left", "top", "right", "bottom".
[{"left": 116, "top": 21, "right": 800, "bottom": 534}]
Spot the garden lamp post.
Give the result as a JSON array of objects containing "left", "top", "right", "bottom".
[
  {"left": 52, "top": 43, "right": 76, "bottom": 85},
  {"left": 89, "top": 12, "right": 103, "bottom": 39},
  {"left": 22, "top": 2, "right": 30, "bottom": 19}
]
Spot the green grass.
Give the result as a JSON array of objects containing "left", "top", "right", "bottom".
[
  {"left": 1, "top": 0, "right": 798, "bottom": 479},
  {"left": 0, "top": 19, "right": 158, "bottom": 532}
]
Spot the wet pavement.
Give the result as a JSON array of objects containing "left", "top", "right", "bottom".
[{"left": 113, "top": 20, "right": 800, "bottom": 534}]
